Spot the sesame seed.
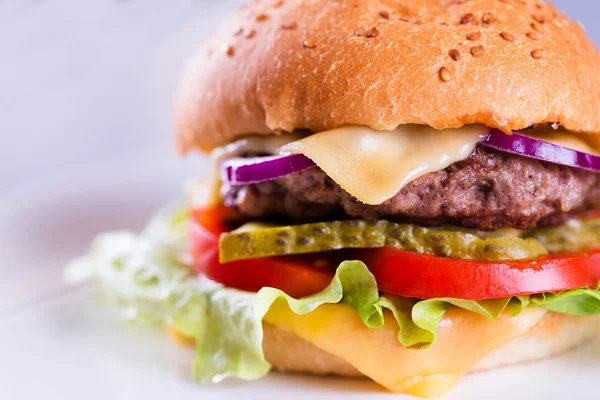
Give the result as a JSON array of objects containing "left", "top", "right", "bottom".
[
  {"left": 233, "top": 27, "right": 244, "bottom": 36},
  {"left": 245, "top": 29, "right": 256, "bottom": 39},
  {"left": 460, "top": 12, "right": 475, "bottom": 25},
  {"left": 281, "top": 22, "right": 297, "bottom": 30},
  {"left": 225, "top": 45, "right": 235, "bottom": 57},
  {"left": 531, "top": 49, "right": 543, "bottom": 59},
  {"left": 500, "top": 31, "right": 515, "bottom": 41},
  {"left": 255, "top": 13, "right": 268, "bottom": 22},
  {"left": 526, "top": 31, "right": 539, "bottom": 41},
  {"left": 439, "top": 67, "right": 452, "bottom": 82},
  {"left": 532, "top": 14, "right": 545, "bottom": 24},
  {"left": 354, "top": 28, "right": 365, "bottom": 37},
  {"left": 531, "top": 22, "right": 544, "bottom": 33},
  {"left": 303, "top": 39, "right": 316, "bottom": 48},
  {"left": 366, "top": 27, "right": 379, "bottom": 38},
  {"left": 470, "top": 45, "right": 485, "bottom": 57},
  {"left": 449, "top": 49, "right": 461, "bottom": 61},
  {"left": 379, "top": 10, "right": 390, "bottom": 19},
  {"left": 482, "top": 12, "right": 496, "bottom": 25},
  {"left": 466, "top": 31, "right": 482, "bottom": 41}
]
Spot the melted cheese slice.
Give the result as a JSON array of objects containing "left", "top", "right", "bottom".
[
  {"left": 264, "top": 302, "right": 547, "bottom": 398},
  {"left": 281, "top": 125, "right": 487, "bottom": 205}
]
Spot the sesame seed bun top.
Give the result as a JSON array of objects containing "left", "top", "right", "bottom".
[{"left": 175, "top": 0, "right": 600, "bottom": 153}]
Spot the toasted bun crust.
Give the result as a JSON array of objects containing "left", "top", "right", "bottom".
[
  {"left": 261, "top": 313, "right": 600, "bottom": 378},
  {"left": 176, "top": 0, "right": 600, "bottom": 152}
]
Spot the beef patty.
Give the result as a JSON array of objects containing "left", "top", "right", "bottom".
[{"left": 222, "top": 147, "right": 600, "bottom": 230}]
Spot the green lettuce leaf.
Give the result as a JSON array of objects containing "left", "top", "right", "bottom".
[
  {"left": 65, "top": 206, "right": 215, "bottom": 338},
  {"left": 65, "top": 206, "right": 600, "bottom": 384},
  {"left": 529, "top": 286, "right": 600, "bottom": 315}
]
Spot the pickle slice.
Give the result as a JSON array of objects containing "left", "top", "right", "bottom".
[
  {"left": 219, "top": 220, "right": 548, "bottom": 263},
  {"left": 525, "top": 218, "right": 600, "bottom": 253}
]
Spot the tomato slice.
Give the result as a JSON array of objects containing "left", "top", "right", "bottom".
[
  {"left": 350, "top": 247, "right": 600, "bottom": 300},
  {"left": 190, "top": 206, "right": 244, "bottom": 236},
  {"left": 578, "top": 208, "right": 600, "bottom": 220},
  {"left": 190, "top": 207, "right": 600, "bottom": 300}
]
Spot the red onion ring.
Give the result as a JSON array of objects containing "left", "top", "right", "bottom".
[
  {"left": 220, "top": 154, "right": 316, "bottom": 185},
  {"left": 480, "top": 129, "right": 600, "bottom": 172}
]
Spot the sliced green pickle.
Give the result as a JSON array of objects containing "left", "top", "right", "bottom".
[
  {"left": 525, "top": 218, "right": 600, "bottom": 253},
  {"left": 218, "top": 220, "right": 548, "bottom": 263}
]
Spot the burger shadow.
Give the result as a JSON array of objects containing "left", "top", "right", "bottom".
[
  {"left": 562, "top": 337, "right": 600, "bottom": 366},
  {"left": 270, "top": 371, "right": 386, "bottom": 393},
  {"left": 212, "top": 371, "right": 386, "bottom": 395}
]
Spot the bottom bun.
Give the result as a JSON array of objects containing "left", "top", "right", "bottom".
[{"left": 262, "top": 312, "right": 600, "bottom": 378}]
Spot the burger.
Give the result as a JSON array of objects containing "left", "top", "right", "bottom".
[{"left": 67, "top": 0, "right": 600, "bottom": 397}]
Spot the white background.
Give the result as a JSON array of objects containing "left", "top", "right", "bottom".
[
  {"left": 0, "top": 0, "right": 598, "bottom": 194},
  {"left": 0, "top": 0, "right": 243, "bottom": 194}
]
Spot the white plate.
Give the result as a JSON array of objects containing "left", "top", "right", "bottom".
[{"left": 1, "top": 151, "right": 599, "bottom": 400}]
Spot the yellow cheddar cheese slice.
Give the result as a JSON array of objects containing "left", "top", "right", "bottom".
[{"left": 264, "top": 301, "right": 547, "bottom": 398}]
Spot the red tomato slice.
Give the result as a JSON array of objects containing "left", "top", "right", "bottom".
[
  {"left": 190, "top": 207, "right": 243, "bottom": 236},
  {"left": 350, "top": 247, "right": 600, "bottom": 300},
  {"left": 578, "top": 208, "right": 600, "bottom": 220},
  {"left": 189, "top": 208, "right": 600, "bottom": 300}
]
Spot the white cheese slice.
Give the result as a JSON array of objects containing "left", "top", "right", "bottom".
[{"left": 281, "top": 125, "right": 487, "bottom": 205}]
